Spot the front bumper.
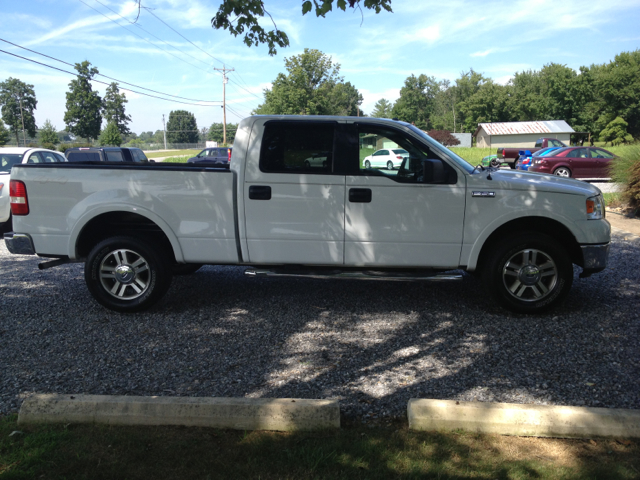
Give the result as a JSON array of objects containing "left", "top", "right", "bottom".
[
  {"left": 4, "top": 232, "right": 36, "bottom": 255},
  {"left": 580, "top": 242, "right": 610, "bottom": 275}
]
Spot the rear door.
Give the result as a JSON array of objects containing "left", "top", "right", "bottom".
[{"left": 243, "top": 120, "right": 346, "bottom": 265}]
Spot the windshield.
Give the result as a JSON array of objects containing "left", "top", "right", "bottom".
[
  {"left": 0, "top": 154, "right": 22, "bottom": 174},
  {"left": 406, "top": 124, "right": 474, "bottom": 173}
]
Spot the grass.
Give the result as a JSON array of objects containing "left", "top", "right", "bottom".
[
  {"left": 1, "top": 415, "right": 638, "bottom": 479},
  {"left": 144, "top": 149, "right": 200, "bottom": 159},
  {"left": 449, "top": 147, "right": 495, "bottom": 165}
]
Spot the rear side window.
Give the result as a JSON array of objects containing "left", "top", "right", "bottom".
[
  {"left": 105, "top": 151, "right": 124, "bottom": 162},
  {"left": 260, "top": 122, "right": 335, "bottom": 173},
  {"left": 549, "top": 139, "right": 564, "bottom": 147},
  {"left": 534, "top": 139, "right": 543, "bottom": 148},
  {"left": 67, "top": 152, "right": 102, "bottom": 162},
  {"left": 0, "top": 154, "right": 22, "bottom": 173}
]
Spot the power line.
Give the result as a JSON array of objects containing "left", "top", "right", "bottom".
[
  {"left": 0, "top": 49, "right": 220, "bottom": 107},
  {"left": 0, "top": 38, "right": 221, "bottom": 104},
  {"left": 77, "top": 0, "right": 212, "bottom": 75}
]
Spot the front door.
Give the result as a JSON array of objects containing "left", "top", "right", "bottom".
[
  {"left": 565, "top": 148, "right": 593, "bottom": 178},
  {"left": 244, "top": 121, "right": 346, "bottom": 265},
  {"left": 344, "top": 124, "right": 466, "bottom": 268}
]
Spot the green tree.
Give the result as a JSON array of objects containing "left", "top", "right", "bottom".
[
  {"left": 392, "top": 74, "right": 440, "bottom": 130},
  {"left": 99, "top": 121, "right": 123, "bottom": 146},
  {"left": 597, "top": 50, "right": 640, "bottom": 138},
  {"left": 102, "top": 82, "right": 131, "bottom": 135},
  {"left": 370, "top": 98, "right": 393, "bottom": 118},
  {"left": 599, "top": 116, "right": 634, "bottom": 145},
  {"left": 458, "top": 80, "right": 511, "bottom": 132},
  {"left": 211, "top": 0, "right": 392, "bottom": 55},
  {"left": 166, "top": 110, "right": 199, "bottom": 143},
  {"left": 0, "top": 77, "right": 37, "bottom": 145},
  {"left": 254, "top": 49, "right": 362, "bottom": 116},
  {"left": 208, "top": 122, "right": 238, "bottom": 144},
  {"left": 0, "top": 119, "right": 10, "bottom": 146},
  {"left": 39, "top": 119, "right": 58, "bottom": 145},
  {"left": 64, "top": 61, "right": 103, "bottom": 141}
]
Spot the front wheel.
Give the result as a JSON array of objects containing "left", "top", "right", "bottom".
[
  {"left": 364, "top": 160, "right": 371, "bottom": 169},
  {"left": 85, "top": 236, "right": 173, "bottom": 312},
  {"left": 490, "top": 158, "right": 501, "bottom": 168},
  {"left": 482, "top": 232, "right": 573, "bottom": 313},
  {"left": 387, "top": 160, "right": 394, "bottom": 170}
]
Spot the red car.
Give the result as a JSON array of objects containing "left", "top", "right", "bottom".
[{"left": 528, "top": 147, "right": 615, "bottom": 179}]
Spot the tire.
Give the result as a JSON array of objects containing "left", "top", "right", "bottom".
[
  {"left": 554, "top": 167, "right": 571, "bottom": 178},
  {"left": 364, "top": 160, "right": 371, "bottom": 169},
  {"left": 387, "top": 160, "right": 394, "bottom": 170},
  {"left": 482, "top": 232, "right": 573, "bottom": 313},
  {"left": 490, "top": 158, "right": 500, "bottom": 168},
  {"left": 0, "top": 214, "right": 12, "bottom": 234},
  {"left": 304, "top": 160, "right": 311, "bottom": 168},
  {"left": 85, "top": 236, "right": 173, "bottom": 312},
  {"left": 509, "top": 161, "right": 516, "bottom": 169},
  {"left": 172, "top": 263, "right": 203, "bottom": 275}
]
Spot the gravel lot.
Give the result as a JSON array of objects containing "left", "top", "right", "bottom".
[{"left": 1, "top": 232, "right": 638, "bottom": 422}]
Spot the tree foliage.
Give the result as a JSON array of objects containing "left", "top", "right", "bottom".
[
  {"left": 103, "top": 82, "right": 131, "bottom": 135},
  {"left": 166, "top": 110, "right": 198, "bottom": 143},
  {"left": 39, "top": 119, "right": 58, "bottom": 145},
  {"left": 0, "top": 77, "right": 38, "bottom": 145},
  {"left": 64, "top": 61, "right": 103, "bottom": 141},
  {"left": 0, "top": 119, "right": 10, "bottom": 146},
  {"left": 600, "top": 116, "right": 634, "bottom": 145},
  {"left": 392, "top": 74, "right": 440, "bottom": 130},
  {"left": 427, "top": 130, "right": 460, "bottom": 146},
  {"left": 208, "top": 122, "right": 238, "bottom": 144},
  {"left": 254, "top": 49, "right": 362, "bottom": 116},
  {"left": 99, "top": 121, "right": 123, "bottom": 146},
  {"left": 211, "top": 0, "right": 392, "bottom": 55},
  {"left": 370, "top": 98, "right": 393, "bottom": 118}
]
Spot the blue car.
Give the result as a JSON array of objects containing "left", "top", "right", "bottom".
[{"left": 516, "top": 147, "right": 562, "bottom": 171}]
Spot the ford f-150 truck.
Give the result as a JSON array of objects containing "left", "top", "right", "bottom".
[
  {"left": 4, "top": 116, "right": 610, "bottom": 314},
  {"left": 497, "top": 138, "right": 568, "bottom": 166}
]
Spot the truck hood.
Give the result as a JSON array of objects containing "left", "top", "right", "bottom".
[{"left": 467, "top": 169, "right": 601, "bottom": 197}]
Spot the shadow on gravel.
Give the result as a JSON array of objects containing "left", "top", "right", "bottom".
[{"left": 0, "top": 234, "right": 638, "bottom": 424}]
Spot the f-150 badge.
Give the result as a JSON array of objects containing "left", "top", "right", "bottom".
[{"left": 472, "top": 191, "right": 496, "bottom": 197}]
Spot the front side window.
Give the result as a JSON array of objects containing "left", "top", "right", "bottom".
[
  {"left": 592, "top": 148, "right": 613, "bottom": 158},
  {"left": 40, "top": 151, "right": 59, "bottom": 163},
  {"left": 358, "top": 125, "right": 457, "bottom": 184},
  {"left": 549, "top": 139, "right": 564, "bottom": 147},
  {"left": 260, "top": 122, "right": 335, "bottom": 173},
  {"left": 131, "top": 149, "right": 148, "bottom": 162}
]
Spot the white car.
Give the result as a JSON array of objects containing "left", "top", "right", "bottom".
[
  {"left": 1, "top": 147, "right": 66, "bottom": 232},
  {"left": 363, "top": 148, "right": 409, "bottom": 170}
]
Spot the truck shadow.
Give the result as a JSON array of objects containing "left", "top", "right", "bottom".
[{"left": 0, "top": 234, "right": 638, "bottom": 419}]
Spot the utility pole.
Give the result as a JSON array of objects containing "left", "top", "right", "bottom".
[
  {"left": 162, "top": 114, "right": 167, "bottom": 150},
  {"left": 18, "top": 93, "right": 27, "bottom": 147},
  {"left": 214, "top": 65, "right": 234, "bottom": 145}
]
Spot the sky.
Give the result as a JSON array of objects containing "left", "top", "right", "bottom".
[{"left": 1, "top": 0, "right": 640, "bottom": 135}]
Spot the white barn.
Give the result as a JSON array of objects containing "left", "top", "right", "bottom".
[{"left": 473, "top": 121, "right": 574, "bottom": 148}]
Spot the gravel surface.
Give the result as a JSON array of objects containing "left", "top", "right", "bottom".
[{"left": 1, "top": 233, "right": 638, "bottom": 422}]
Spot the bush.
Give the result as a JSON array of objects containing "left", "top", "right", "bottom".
[
  {"left": 427, "top": 130, "right": 460, "bottom": 147},
  {"left": 609, "top": 144, "right": 640, "bottom": 211},
  {"left": 600, "top": 117, "right": 634, "bottom": 146},
  {"left": 41, "top": 143, "right": 57, "bottom": 151}
]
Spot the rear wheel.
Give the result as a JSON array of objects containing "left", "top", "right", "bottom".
[
  {"left": 85, "top": 236, "right": 172, "bottom": 312},
  {"left": 364, "top": 160, "right": 371, "bottom": 169},
  {"left": 490, "top": 158, "right": 501, "bottom": 168},
  {"left": 482, "top": 232, "right": 573, "bottom": 313},
  {"left": 554, "top": 167, "right": 571, "bottom": 178}
]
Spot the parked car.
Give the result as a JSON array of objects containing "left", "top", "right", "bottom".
[
  {"left": 528, "top": 147, "right": 615, "bottom": 179},
  {"left": 515, "top": 147, "right": 562, "bottom": 171},
  {"left": 1, "top": 147, "right": 67, "bottom": 232},
  {"left": 363, "top": 148, "right": 409, "bottom": 170},
  {"left": 303, "top": 151, "right": 330, "bottom": 170},
  {"left": 497, "top": 137, "right": 568, "bottom": 167},
  {"left": 187, "top": 147, "right": 232, "bottom": 166},
  {"left": 65, "top": 147, "right": 150, "bottom": 163}
]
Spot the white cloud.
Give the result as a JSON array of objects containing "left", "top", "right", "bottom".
[
  {"left": 471, "top": 49, "right": 496, "bottom": 58},
  {"left": 414, "top": 25, "right": 441, "bottom": 44}
]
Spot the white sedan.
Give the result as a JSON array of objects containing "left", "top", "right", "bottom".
[
  {"left": 1, "top": 147, "right": 66, "bottom": 232},
  {"left": 363, "top": 148, "right": 409, "bottom": 170}
]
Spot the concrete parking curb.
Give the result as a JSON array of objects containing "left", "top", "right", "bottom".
[
  {"left": 18, "top": 394, "right": 340, "bottom": 431},
  {"left": 408, "top": 399, "right": 640, "bottom": 438}
]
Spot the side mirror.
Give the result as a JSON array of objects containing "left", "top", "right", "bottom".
[
  {"left": 421, "top": 159, "right": 446, "bottom": 184},
  {"left": 149, "top": 159, "right": 156, "bottom": 163}
]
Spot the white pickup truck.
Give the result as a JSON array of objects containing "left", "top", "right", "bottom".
[{"left": 4, "top": 116, "right": 610, "bottom": 313}]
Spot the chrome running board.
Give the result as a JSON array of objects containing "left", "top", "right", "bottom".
[{"left": 244, "top": 268, "right": 462, "bottom": 282}]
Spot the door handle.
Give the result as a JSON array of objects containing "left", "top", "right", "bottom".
[
  {"left": 349, "top": 188, "right": 372, "bottom": 203},
  {"left": 249, "top": 185, "right": 272, "bottom": 200}
]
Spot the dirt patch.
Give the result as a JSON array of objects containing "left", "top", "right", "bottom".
[{"left": 606, "top": 210, "right": 640, "bottom": 238}]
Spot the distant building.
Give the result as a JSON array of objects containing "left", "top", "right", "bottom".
[{"left": 473, "top": 121, "right": 574, "bottom": 148}]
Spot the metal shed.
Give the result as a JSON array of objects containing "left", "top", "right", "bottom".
[{"left": 473, "top": 121, "right": 574, "bottom": 148}]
